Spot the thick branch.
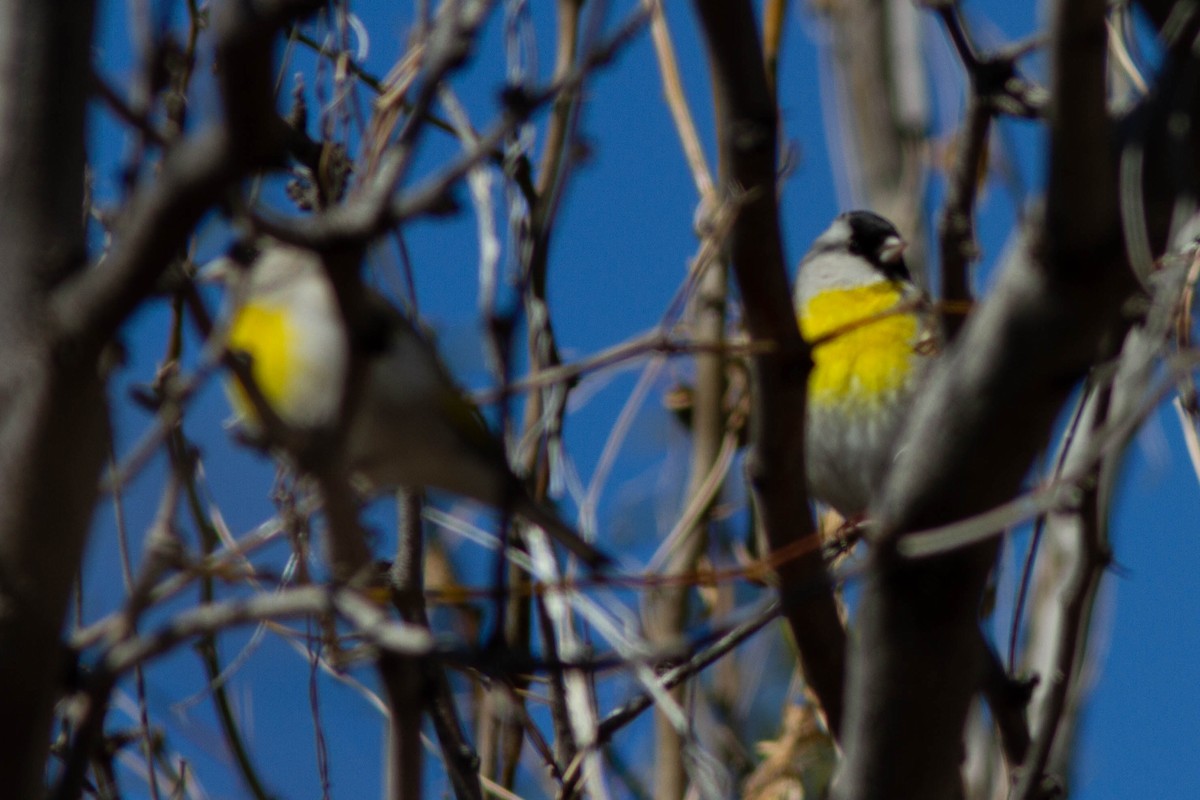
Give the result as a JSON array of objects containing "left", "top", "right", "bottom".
[
  {"left": 835, "top": 0, "right": 1131, "bottom": 796},
  {"left": 0, "top": 2, "right": 317, "bottom": 796},
  {"left": 823, "top": 0, "right": 930, "bottom": 262},
  {"left": 0, "top": 4, "right": 102, "bottom": 796}
]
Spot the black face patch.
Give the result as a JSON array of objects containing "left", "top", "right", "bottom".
[
  {"left": 226, "top": 240, "right": 261, "bottom": 269},
  {"left": 839, "top": 210, "right": 912, "bottom": 282}
]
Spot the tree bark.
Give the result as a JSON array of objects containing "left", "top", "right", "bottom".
[
  {"left": 834, "top": 0, "right": 1152, "bottom": 796},
  {"left": 0, "top": 2, "right": 102, "bottom": 796}
]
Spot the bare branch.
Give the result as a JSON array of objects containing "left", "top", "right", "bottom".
[
  {"left": 52, "top": 0, "right": 321, "bottom": 344},
  {"left": 0, "top": 3, "right": 105, "bottom": 795},
  {"left": 597, "top": 599, "right": 781, "bottom": 743},
  {"left": 820, "top": 0, "right": 930, "bottom": 262},
  {"left": 691, "top": 0, "right": 847, "bottom": 739},
  {"left": 255, "top": 5, "right": 648, "bottom": 250},
  {"left": 834, "top": 0, "right": 1137, "bottom": 795}
]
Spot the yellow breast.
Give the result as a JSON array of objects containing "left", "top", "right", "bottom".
[
  {"left": 226, "top": 301, "right": 299, "bottom": 421},
  {"left": 799, "top": 282, "right": 918, "bottom": 412}
]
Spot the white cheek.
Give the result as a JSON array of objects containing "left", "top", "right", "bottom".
[{"left": 795, "top": 251, "right": 889, "bottom": 305}]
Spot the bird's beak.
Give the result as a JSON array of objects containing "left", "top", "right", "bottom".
[
  {"left": 879, "top": 235, "right": 906, "bottom": 265},
  {"left": 197, "top": 257, "right": 238, "bottom": 285}
]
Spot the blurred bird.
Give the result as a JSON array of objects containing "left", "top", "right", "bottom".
[
  {"left": 209, "top": 242, "right": 608, "bottom": 567},
  {"left": 794, "top": 211, "right": 935, "bottom": 518}
]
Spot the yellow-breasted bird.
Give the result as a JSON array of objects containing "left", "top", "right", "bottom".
[
  {"left": 211, "top": 242, "right": 609, "bottom": 567},
  {"left": 794, "top": 211, "right": 934, "bottom": 518}
]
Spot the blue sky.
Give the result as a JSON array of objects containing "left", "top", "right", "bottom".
[{"left": 82, "top": 1, "right": 1199, "bottom": 797}]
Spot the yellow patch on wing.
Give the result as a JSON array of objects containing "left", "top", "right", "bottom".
[
  {"left": 226, "top": 301, "right": 297, "bottom": 420},
  {"left": 800, "top": 282, "right": 918, "bottom": 410}
]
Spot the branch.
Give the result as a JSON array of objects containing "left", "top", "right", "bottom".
[
  {"left": 51, "top": 0, "right": 321, "bottom": 345},
  {"left": 310, "top": 447, "right": 417, "bottom": 799},
  {"left": 1134, "top": 0, "right": 1200, "bottom": 41},
  {"left": 690, "top": 0, "right": 847, "bottom": 739},
  {"left": 821, "top": 0, "right": 930, "bottom": 262},
  {"left": 929, "top": 2, "right": 1045, "bottom": 340},
  {"left": 834, "top": 0, "right": 1133, "bottom": 796},
  {"left": 1044, "top": 0, "right": 1118, "bottom": 257},
  {"left": 596, "top": 599, "right": 780, "bottom": 743},
  {"left": 1011, "top": 393, "right": 1110, "bottom": 800},
  {"left": 645, "top": 16, "right": 729, "bottom": 782},
  {"left": 1014, "top": 253, "right": 1188, "bottom": 794},
  {"left": 254, "top": 5, "right": 648, "bottom": 249},
  {"left": 391, "top": 492, "right": 483, "bottom": 800},
  {"left": 98, "top": 586, "right": 433, "bottom": 678},
  {"left": 0, "top": 3, "right": 105, "bottom": 795}
]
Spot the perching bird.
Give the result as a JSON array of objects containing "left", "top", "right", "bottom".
[
  {"left": 794, "top": 211, "right": 935, "bottom": 518},
  {"left": 211, "top": 242, "right": 608, "bottom": 567}
]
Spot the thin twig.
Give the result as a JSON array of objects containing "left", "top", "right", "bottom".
[
  {"left": 595, "top": 599, "right": 781, "bottom": 744},
  {"left": 1008, "top": 383, "right": 1093, "bottom": 672},
  {"left": 644, "top": 0, "right": 714, "bottom": 198}
]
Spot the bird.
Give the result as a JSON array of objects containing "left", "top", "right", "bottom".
[
  {"left": 208, "top": 242, "right": 609, "bottom": 568},
  {"left": 793, "top": 210, "right": 935, "bottom": 519}
]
